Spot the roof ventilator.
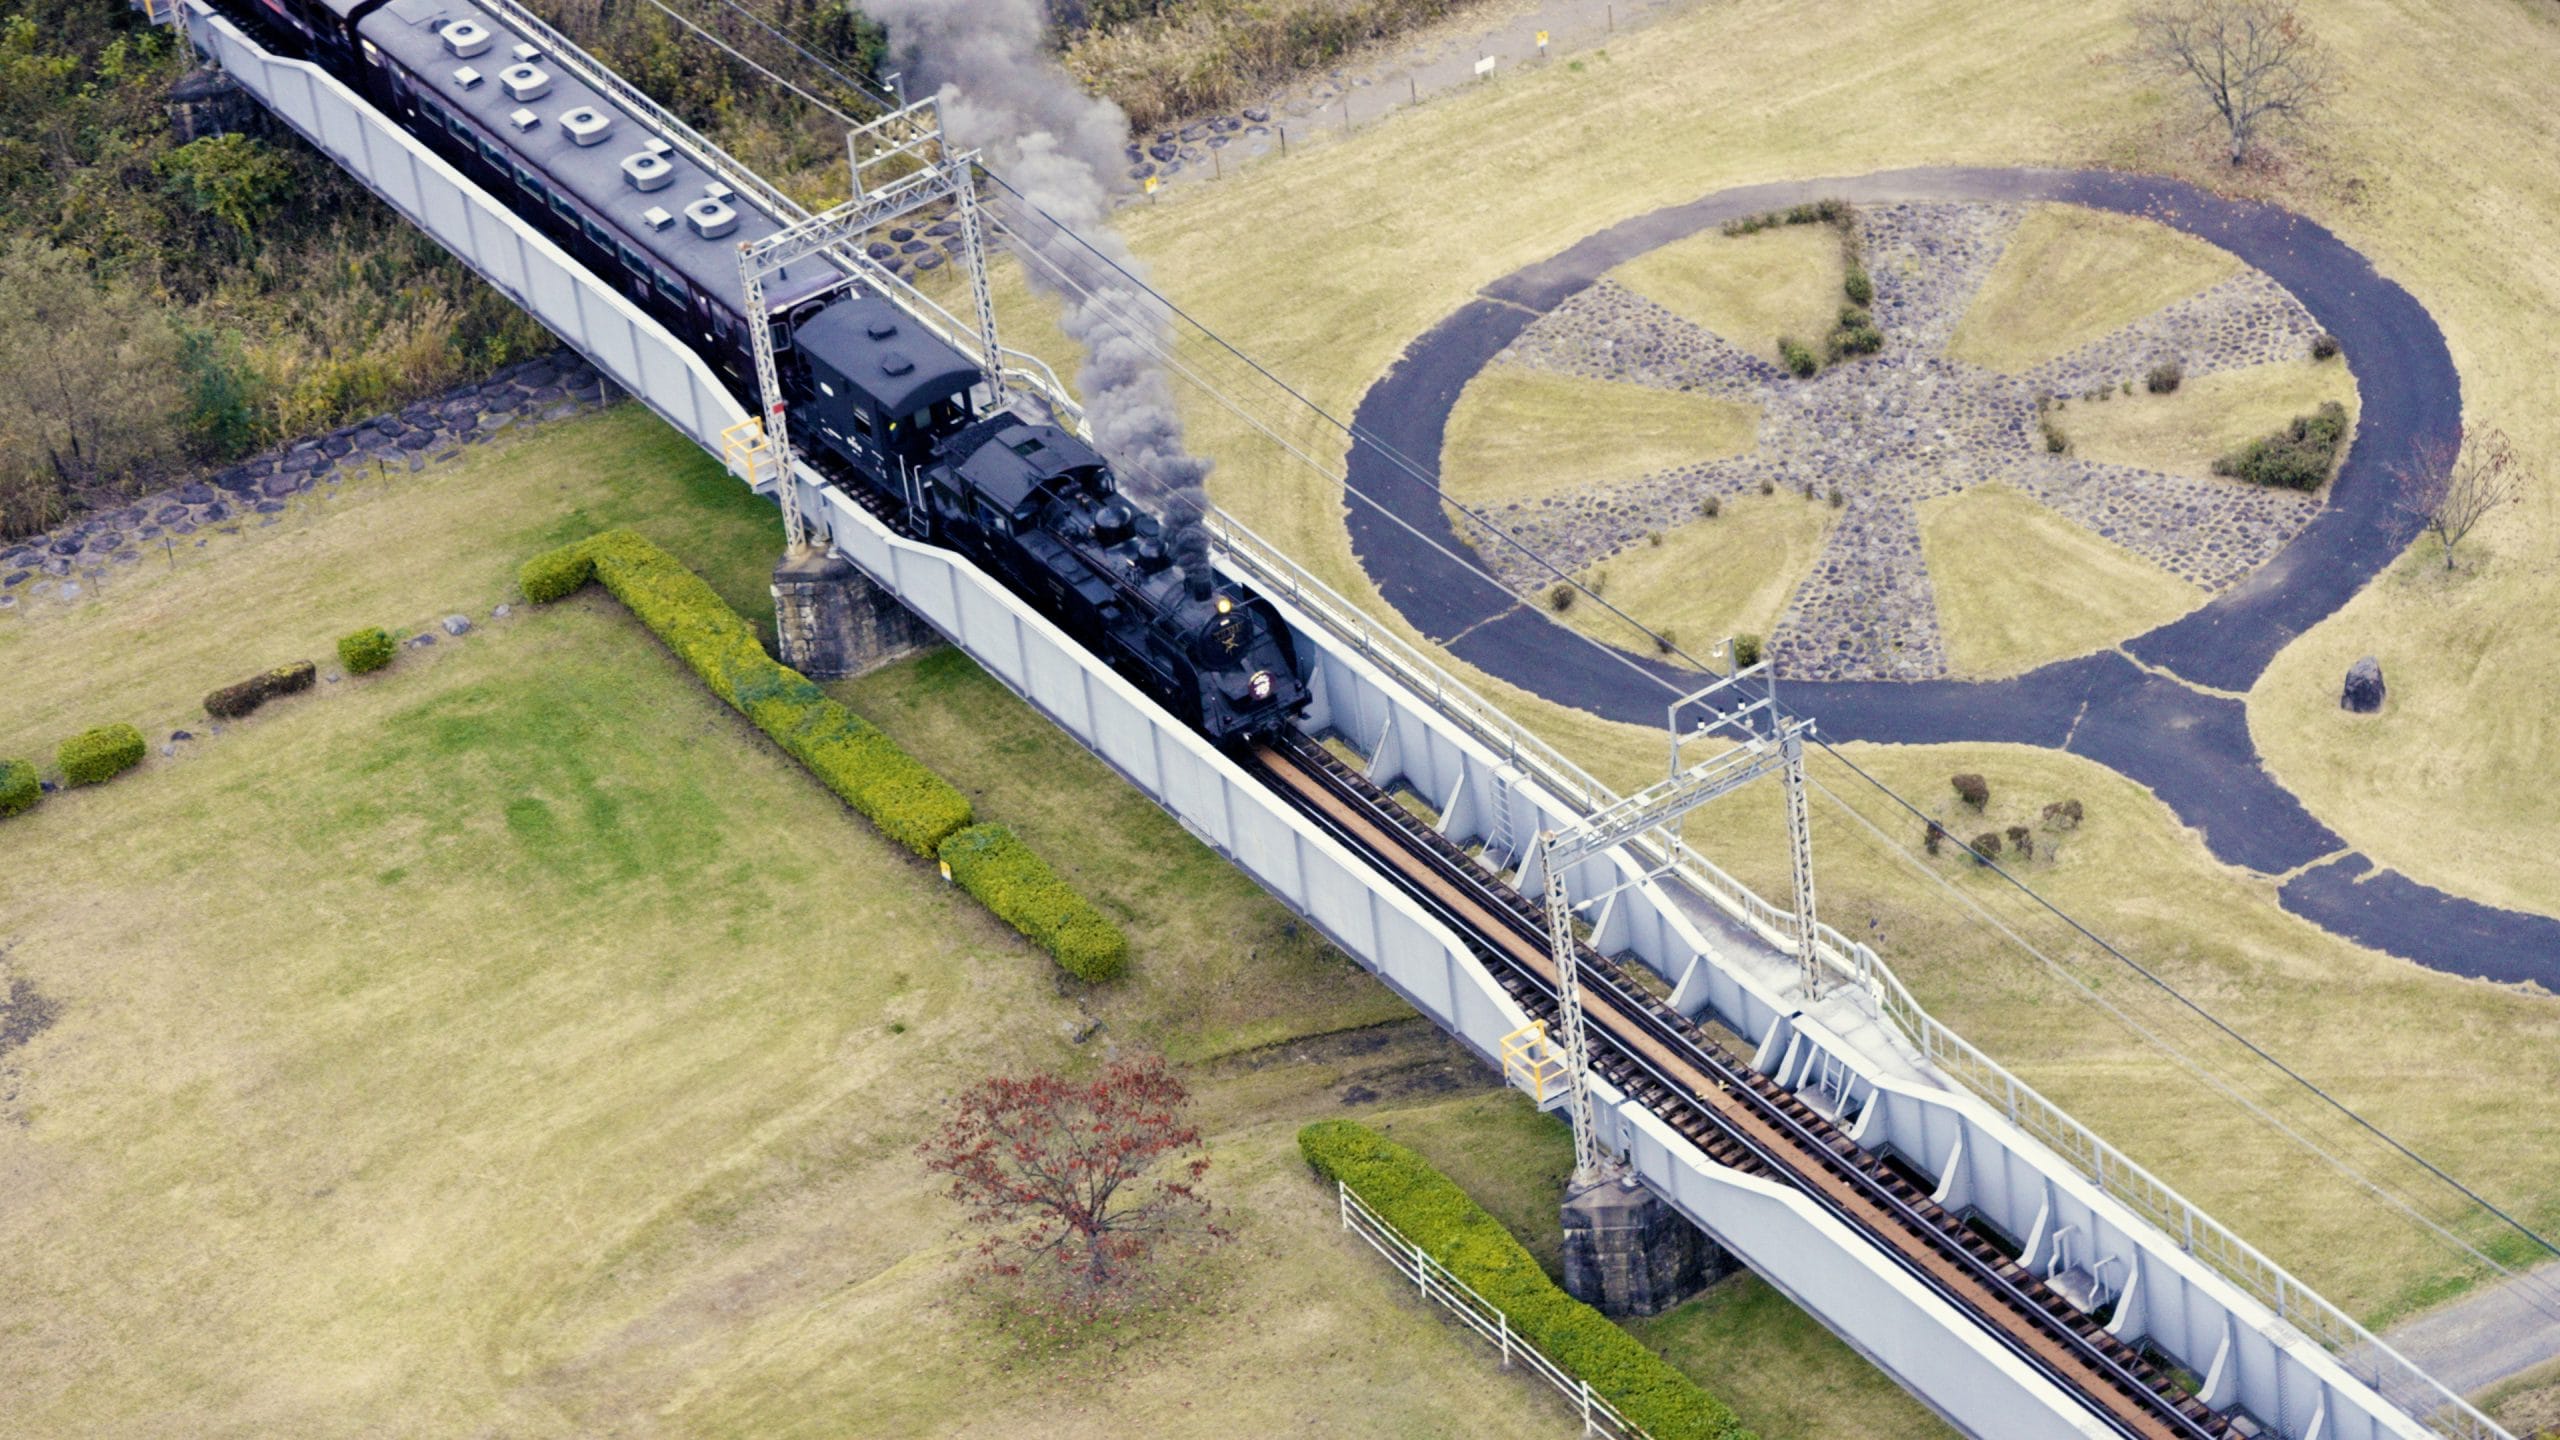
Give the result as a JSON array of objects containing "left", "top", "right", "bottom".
[
  {"left": 559, "top": 105, "right": 611, "bottom": 147},
  {"left": 439, "top": 19, "right": 492, "bottom": 57},
  {"left": 508, "top": 107, "right": 539, "bottom": 133},
  {"left": 452, "top": 66, "right": 482, "bottom": 90},
  {"left": 880, "top": 353, "right": 915, "bottom": 378},
  {"left": 683, "top": 197, "right": 738, "bottom": 239},
  {"left": 620, "top": 150, "right": 673, "bottom": 192},
  {"left": 499, "top": 63, "right": 550, "bottom": 102},
  {"left": 641, "top": 206, "right": 675, "bottom": 232},
  {"left": 704, "top": 181, "right": 734, "bottom": 201},
  {"left": 865, "top": 318, "right": 898, "bottom": 340},
  {"left": 511, "top": 42, "right": 539, "bottom": 61}
]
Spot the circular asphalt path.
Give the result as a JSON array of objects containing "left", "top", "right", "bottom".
[{"left": 1344, "top": 166, "right": 2560, "bottom": 985}]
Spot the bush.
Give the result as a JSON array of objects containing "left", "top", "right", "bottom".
[
  {"left": 2041, "top": 416, "right": 2071, "bottom": 454},
  {"left": 1951, "top": 773, "right": 1989, "bottom": 809},
  {"left": 59, "top": 723, "right": 145, "bottom": 787},
  {"left": 339, "top": 627, "right": 397, "bottom": 675},
  {"left": 1970, "top": 832, "right": 2001, "bottom": 862},
  {"left": 1922, "top": 820, "right": 1944, "bottom": 857},
  {"left": 1298, "top": 1121, "right": 1752, "bottom": 1440},
  {"left": 1824, "top": 322, "right": 1883, "bottom": 361},
  {"left": 1758, "top": 478, "right": 1775, "bottom": 496},
  {"left": 2213, "top": 401, "right": 2348, "bottom": 490},
  {"left": 1843, "top": 264, "right": 1874, "bottom": 307},
  {"left": 1838, "top": 304, "right": 1872, "bottom": 329},
  {"left": 521, "top": 532, "right": 978, "bottom": 858},
  {"left": 2145, "top": 360, "right": 2183, "bottom": 394},
  {"left": 1699, "top": 495, "right": 1721, "bottom": 519},
  {"left": 204, "top": 659, "right": 317, "bottom": 719},
  {"left": 1827, "top": 485, "right": 1844, "bottom": 507},
  {"left": 2042, "top": 798, "right": 2085, "bottom": 830},
  {"left": 0, "top": 758, "right": 37, "bottom": 819},
  {"left": 1548, "top": 582, "right": 1575, "bottom": 612},
  {"left": 939, "top": 823, "right": 1130, "bottom": 982},
  {"left": 1778, "top": 337, "right": 1817, "bottom": 378},
  {"left": 519, "top": 542, "right": 598, "bottom": 603},
  {"left": 2311, "top": 332, "right": 2341, "bottom": 361},
  {"left": 1730, "top": 632, "right": 1764, "bottom": 669},
  {"left": 2006, "top": 825, "right": 2033, "bottom": 859}
]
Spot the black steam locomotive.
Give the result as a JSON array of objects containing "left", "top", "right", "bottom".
[{"left": 219, "top": 0, "right": 1308, "bottom": 740}]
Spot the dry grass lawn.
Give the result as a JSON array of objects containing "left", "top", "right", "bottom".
[
  {"left": 1948, "top": 202, "right": 2244, "bottom": 374},
  {"left": 1439, "top": 363, "right": 1760, "bottom": 509},
  {"left": 1558, "top": 492, "right": 1833, "bottom": 663},
  {"left": 2065, "top": 358, "right": 2361, "bottom": 479},
  {"left": 1609, "top": 220, "right": 1849, "bottom": 365},
  {"left": 1071, "top": 0, "right": 2560, "bottom": 1321},
  {"left": 1919, "top": 481, "right": 2207, "bottom": 676}
]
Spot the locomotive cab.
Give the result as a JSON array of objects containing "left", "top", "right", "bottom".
[{"left": 791, "top": 296, "right": 981, "bottom": 497}]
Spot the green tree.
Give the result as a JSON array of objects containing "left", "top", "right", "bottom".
[
  {"left": 0, "top": 239, "right": 187, "bottom": 536},
  {"left": 157, "top": 133, "right": 296, "bottom": 237}
]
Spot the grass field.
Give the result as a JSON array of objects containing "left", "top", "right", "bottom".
[
  {"left": 1439, "top": 363, "right": 1760, "bottom": 509},
  {"left": 1087, "top": 0, "right": 2560, "bottom": 1324},
  {"left": 1560, "top": 492, "right": 1834, "bottom": 663},
  {"left": 1918, "top": 481, "right": 2206, "bottom": 676},
  {"left": 2065, "top": 359, "right": 2361, "bottom": 479},
  {"left": 1608, "top": 220, "right": 1849, "bottom": 366},
  {"left": 0, "top": 400, "right": 1947, "bottom": 1432},
  {"left": 1948, "top": 202, "right": 2243, "bottom": 375}
]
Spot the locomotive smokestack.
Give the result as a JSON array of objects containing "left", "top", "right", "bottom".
[{"left": 864, "top": 0, "right": 1214, "bottom": 571}]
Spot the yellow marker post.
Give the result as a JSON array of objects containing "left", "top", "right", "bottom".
[
  {"left": 1535, "top": 28, "right": 1549, "bottom": 59},
  {"left": 1143, "top": 173, "right": 1160, "bottom": 199}
]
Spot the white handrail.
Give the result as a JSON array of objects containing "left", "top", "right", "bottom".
[{"left": 1337, "top": 1180, "right": 1653, "bottom": 1440}]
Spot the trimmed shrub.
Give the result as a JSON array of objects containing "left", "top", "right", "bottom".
[
  {"left": 519, "top": 542, "right": 599, "bottom": 603},
  {"left": 1970, "top": 832, "right": 2001, "bottom": 862},
  {"left": 1699, "top": 495, "right": 1721, "bottom": 519},
  {"left": 519, "top": 532, "right": 977, "bottom": 858},
  {"left": 1843, "top": 264, "right": 1874, "bottom": 307},
  {"left": 1952, "top": 773, "right": 1989, "bottom": 809},
  {"left": 2145, "top": 360, "right": 2183, "bottom": 394},
  {"left": 1299, "top": 1121, "right": 1752, "bottom": 1440},
  {"left": 2311, "top": 332, "right": 2341, "bottom": 361},
  {"left": 1838, "top": 304, "right": 1872, "bottom": 329},
  {"left": 1548, "top": 582, "right": 1575, "bottom": 612},
  {"left": 1757, "top": 478, "right": 1775, "bottom": 496},
  {"left": 204, "top": 659, "right": 317, "bottom": 719},
  {"left": 59, "top": 723, "right": 145, "bottom": 786},
  {"left": 0, "top": 758, "right": 37, "bottom": 819},
  {"left": 339, "top": 626, "right": 396, "bottom": 675},
  {"left": 1778, "top": 336, "right": 1817, "bottom": 378},
  {"left": 1730, "top": 632, "right": 1764, "bottom": 669},
  {"left": 1825, "top": 322, "right": 1883, "bottom": 361},
  {"left": 940, "top": 823, "right": 1129, "bottom": 982},
  {"left": 2214, "top": 401, "right": 2349, "bottom": 490}
]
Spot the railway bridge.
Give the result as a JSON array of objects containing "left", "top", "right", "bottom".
[{"left": 166, "top": 3, "right": 2504, "bottom": 1435}]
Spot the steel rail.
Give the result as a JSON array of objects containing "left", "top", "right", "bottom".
[{"left": 1248, "top": 731, "right": 2233, "bottom": 1440}]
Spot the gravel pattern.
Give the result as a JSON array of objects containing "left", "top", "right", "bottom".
[
  {"left": 1448, "top": 204, "right": 2339, "bottom": 680},
  {"left": 0, "top": 351, "right": 615, "bottom": 610},
  {"left": 2023, "top": 271, "right": 2324, "bottom": 397}
]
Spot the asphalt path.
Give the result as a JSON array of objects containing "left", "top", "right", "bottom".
[{"left": 1344, "top": 166, "right": 2560, "bottom": 983}]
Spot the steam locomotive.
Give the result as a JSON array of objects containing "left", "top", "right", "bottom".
[{"left": 218, "top": 0, "right": 1309, "bottom": 740}]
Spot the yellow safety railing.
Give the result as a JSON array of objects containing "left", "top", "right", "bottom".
[
  {"left": 720, "top": 416, "right": 779, "bottom": 489},
  {"left": 1500, "top": 1020, "right": 1565, "bottom": 1105}
]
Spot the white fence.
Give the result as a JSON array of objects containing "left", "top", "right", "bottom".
[{"left": 1336, "top": 1181, "right": 1653, "bottom": 1440}]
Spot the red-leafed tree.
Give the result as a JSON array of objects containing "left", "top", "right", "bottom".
[{"left": 918, "top": 1055, "right": 1224, "bottom": 1315}]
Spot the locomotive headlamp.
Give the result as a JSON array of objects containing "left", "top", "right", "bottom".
[
  {"left": 1250, "top": 670, "right": 1273, "bottom": 701},
  {"left": 1215, "top": 595, "right": 1233, "bottom": 614}
]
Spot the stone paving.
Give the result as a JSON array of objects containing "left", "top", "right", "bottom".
[
  {"left": 0, "top": 351, "right": 615, "bottom": 612},
  {"left": 1453, "top": 202, "right": 2341, "bottom": 680}
]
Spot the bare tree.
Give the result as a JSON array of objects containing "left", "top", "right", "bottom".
[
  {"left": 2392, "top": 427, "right": 2528, "bottom": 572},
  {"left": 918, "top": 1055, "right": 1225, "bottom": 1318},
  {"left": 2130, "top": 0, "right": 2330, "bottom": 166}
]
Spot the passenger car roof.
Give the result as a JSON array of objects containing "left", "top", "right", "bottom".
[{"left": 796, "top": 297, "right": 982, "bottom": 419}]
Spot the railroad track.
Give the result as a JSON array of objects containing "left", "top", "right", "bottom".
[{"left": 1246, "top": 729, "right": 2235, "bottom": 1440}]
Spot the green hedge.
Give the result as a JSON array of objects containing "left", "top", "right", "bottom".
[
  {"left": 58, "top": 723, "right": 146, "bottom": 787},
  {"left": 519, "top": 530, "right": 974, "bottom": 857},
  {"left": 339, "top": 626, "right": 397, "bottom": 675},
  {"left": 1299, "top": 1121, "right": 1752, "bottom": 1440},
  {"left": 0, "top": 758, "right": 38, "bottom": 818},
  {"left": 938, "top": 823, "right": 1128, "bottom": 981}
]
